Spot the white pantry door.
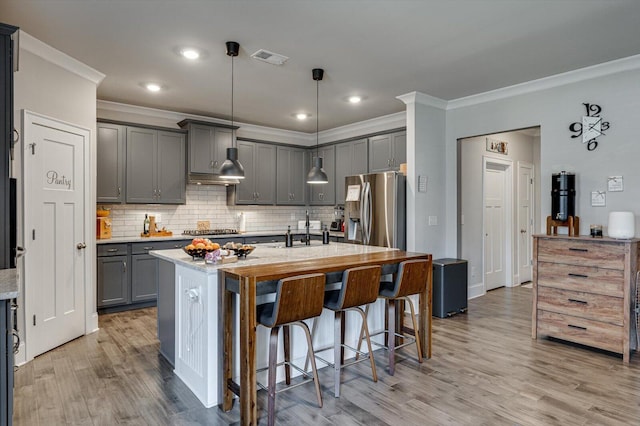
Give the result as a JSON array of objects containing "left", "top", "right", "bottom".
[
  {"left": 24, "top": 111, "right": 88, "bottom": 359},
  {"left": 518, "top": 162, "right": 534, "bottom": 283},
  {"left": 484, "top": 164, "right": 507, "bottom": 291}
]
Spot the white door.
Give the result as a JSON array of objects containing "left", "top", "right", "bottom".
[
  {"left": 484, "top": 164, "right": 507, "bottom": 291},
  {"left": 518, "top": 162, "right": 534, "bottom": 283},
  {"left": 23, "top": 112, "right": 88, "bottom": 359}
]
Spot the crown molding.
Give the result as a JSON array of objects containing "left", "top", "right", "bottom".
[
  {"left": 19, "top": 31, "right": 105, "bottom": 85},
  {"left": 98, "top": 100, "right": 408, "bottom": 146},
  {"left": 396, "top": 91, "right": 448, "bottom": 109},
  {"left": 97, "top": 100, "right": 313, "bottom": 145},
  {"left": 448, "top": 54, "right": 640, "bottom": 110},
  {"left": 318, "top": 111, "right": 406, "bottom": 144}
]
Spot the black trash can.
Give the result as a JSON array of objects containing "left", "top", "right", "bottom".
[{"left": 432, "top": 258, "right": 468, "bottom": 318}]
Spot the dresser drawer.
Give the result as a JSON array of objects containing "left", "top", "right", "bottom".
[
  {"left": 537, "top": 310, "right": 623, "bottom": 354},
  {"left": 537, "top": 262, "right": 624, "bottom": 297},
  {"left": 537, "top": 286, "right": 623, "bottom": 325},
  {"left": 537, "top": 238, "right": 626, "bottom": 269}
]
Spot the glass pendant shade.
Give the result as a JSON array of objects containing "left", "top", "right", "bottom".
[
  {"left": 307, "top": 156, "right": 328, "bottom": 184},
  {"left": 219, "top": 147, "right": 245, "bottom": 179}
]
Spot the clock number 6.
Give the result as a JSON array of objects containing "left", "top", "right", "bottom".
[{"left": 587, "top": 139, "right": 598, "bottom": 151}]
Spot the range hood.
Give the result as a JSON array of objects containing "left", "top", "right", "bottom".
[{"left": 187, "top": 172, "right": 239, "bottom": 186}]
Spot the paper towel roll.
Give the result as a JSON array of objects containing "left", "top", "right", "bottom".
[
  {"left": 608, "top": 211, "right": 635, "bottom": 239},
  {"left": 238, "top": 212, "right": 246, "bottom": 232}
]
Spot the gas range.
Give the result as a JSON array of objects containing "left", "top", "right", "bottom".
[{"left": 183, "top": 228, "right": 239, "bottom": 236}]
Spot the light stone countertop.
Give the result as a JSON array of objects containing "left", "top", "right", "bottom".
[
  {"left": 150, "top": 241, "right": 393, "bottom": 274},
  {"left": 0, "top": 269, "right": 19, "bottom": 300},
  {"left": 97, "top": 230, "right": 344, "bottom": 244}
]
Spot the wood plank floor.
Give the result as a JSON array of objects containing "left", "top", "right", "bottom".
[{"left": 13, "top": 286, "right": 640, "bottom": 425}]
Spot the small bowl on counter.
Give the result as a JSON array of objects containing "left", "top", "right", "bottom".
[{"left": 223, "top": 242, "right": 255, "bottom": 258}]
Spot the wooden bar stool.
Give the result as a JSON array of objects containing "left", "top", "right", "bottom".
[
  {"left": 256, "top": 273, "right": 326, "bottom": 426},
  {"left": 309, "top": 265, "right": 381, "bottom": 397},
  {"left": 359, "top": 259, "right": 429, "bottom": 375}
]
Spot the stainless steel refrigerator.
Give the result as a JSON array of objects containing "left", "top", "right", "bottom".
[{"left": 344, "top": 171, "right": 405, "bottom": 249}]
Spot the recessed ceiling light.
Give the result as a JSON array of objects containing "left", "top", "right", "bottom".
[
  {"left": 348, "top": 95, "right": 362, "bottom": 104},
  {"left": 145, "top": 83, "right": 162, "bottom": 92},
  {"left": 296, "top": 113, "right": 309, "bottom": 120},
  {"left": 181, "top": 48, "right": 200, "bottom": 60}
]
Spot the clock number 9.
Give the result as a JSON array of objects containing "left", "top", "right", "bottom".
[
  {"left": 584, "top": 103, "right": 601, "bottom": 117},
  {"left": 587, "top": 139, "right": 598, "bottom": 151},
  {"left": 569, "top": 121, "right": 582, "bottom": 138}
]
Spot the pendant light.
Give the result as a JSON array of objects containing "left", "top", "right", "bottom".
[
  {"left": 306, "top": 68, "right": 328, "bottom": 184},
  {"left": 219, "top": 41, "right": 245, "bottom": 180}
]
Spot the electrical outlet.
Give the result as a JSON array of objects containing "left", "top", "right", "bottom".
[
  {"left": 154, "top": 213, "right": 162, "bottom": 223},
  {"left": 428, "top": 216, "right": 438, "bottom": 226},
  {"left": 471, "top": 266, "right": 476, "bottom": 277}
]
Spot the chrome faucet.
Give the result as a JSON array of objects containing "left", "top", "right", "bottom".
[{"left": 302, "top": 210, "right": 311, "bottom": 245}]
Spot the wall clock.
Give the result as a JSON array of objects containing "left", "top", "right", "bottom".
[{"left": 569, "top": 103, "right": 610, "bottom": 151}]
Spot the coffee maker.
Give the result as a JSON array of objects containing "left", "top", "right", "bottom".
[{"left": 330, "top": 206, "right": 344, "bottom": 231}]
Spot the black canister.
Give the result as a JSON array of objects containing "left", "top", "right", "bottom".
[
  {"left": 322, "top": 226, "right": 330, "bottom": 244},
  {"left": 551, "top": 171, "right": 576, "bottom": 221},
  {"left": 285, "top": 226, "right": 293, "bottom": 247}
]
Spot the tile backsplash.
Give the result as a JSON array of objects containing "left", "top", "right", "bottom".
[{"left": 101, "top": 185, "right": 335, "bottom": 238}]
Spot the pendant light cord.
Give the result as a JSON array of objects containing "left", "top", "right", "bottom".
[
  {"left": 316, "top": 77, "right": 319, "bottom": 155},
  {"left": 231, "top": 55, "right": 235, "bottom": 145}
]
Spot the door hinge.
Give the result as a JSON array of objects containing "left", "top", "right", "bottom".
[
  {"left": 29, "top": 143, "right": 36, "bottom": 155},
  {"left": 33, "top": 314, "right": 36, "bottom": 326},
  {"left": 530, "top": 178, "right": 533, "bottom": 184},
  {"left": 32, "top": 229, "right": 36, "bottom": 240}
]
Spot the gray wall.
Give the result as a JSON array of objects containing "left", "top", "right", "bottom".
[
  {"left": 13, "top": 46, "right": 99, "bottom": 363},
  {"left": 458, "top": 131, "right": 536, "bottom": 298},
  {"left": 445, "top": 67, "right": 640, "bottom": 261}
]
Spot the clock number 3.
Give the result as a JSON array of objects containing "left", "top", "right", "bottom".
[{"left": 568, "top": 103, "right": 610, "bottom": 151}]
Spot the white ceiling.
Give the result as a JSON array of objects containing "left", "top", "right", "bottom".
[{"left": 2, "top": 1, "right": 640, "bottom": 132}]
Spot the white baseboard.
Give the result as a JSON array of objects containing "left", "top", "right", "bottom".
[
  {"left": 468, "top": 282, "right": 485, "bottom": 299},
  {"left": 14, "top": 342, "right": 27, "bottom": 366}
]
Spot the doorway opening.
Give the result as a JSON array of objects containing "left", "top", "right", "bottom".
[{"left": 457, "top": 127, "right": 540, "bottom": 299}]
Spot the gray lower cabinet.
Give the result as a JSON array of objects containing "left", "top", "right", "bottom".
[
  {"left": 309, "top": 145, "right": 336, "bottom": 205},
  {"left": 97, "top": 243, "right": 129, "bottom": 308},
  {"left": 97, "top": 123, "right": 126, "bottom": 203},
  {"left": 276, "top": 146, "right": 307, "bottom": 205},
  {"left": 157, "top": 259, "right": 175, "bottom": 365},
  {"left": 126, "top": 127, "right": 186, "bottom": 204},
  {"left": 369, "top": 131, "right": 406, "bottom": 172},
  {"left": 98, "top": 240, "right": 188, "bottom": 312},
  {"left": 97, "top": 255, "right": 129, "bottom": 306},
  {"left": 0, "top": 299, "right": 13, "bottom": 425},
  {"left": 231, "top": 141, "right": 276, "bottom": 205},
  {"left": 335, "top": 138, "right": 368, "bottom": 204}
]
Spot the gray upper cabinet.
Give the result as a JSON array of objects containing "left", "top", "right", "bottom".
[
  {"left": 335, "top": 139, "right": 368, "bottom": 204},
  {"left": 232, "top": 140, "right": 276, "bottom": 205},
  {"left": 368, "top": 131, "right": 406, "bottom": 172},
  {"left": 179, "top": 120, "right": 233, "bottom": 175},
  {"left": 126, "top": 126, "right": 186, "bottom": 204},
  {"left": 97, "top": 123, "right": 126, "bottom": 203},
  {"left": 276, "top": 146, "right": 306, "bottom": 205},
  {"left": 309, "top": 145, "right": 336, "bottom": 205}
]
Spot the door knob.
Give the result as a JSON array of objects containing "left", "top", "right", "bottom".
[
  {"left": 76, "top": 242, "right": 87, "bottom": 249},
  {"left": 520, "top": 229, "right": 526, "bottom": 233}
]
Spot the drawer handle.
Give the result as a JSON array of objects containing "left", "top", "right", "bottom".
[
  {"left": 568, "top": 248, "right": 588, "bottom": 252},
  {"left": 568, "top": 298, "right": 588, "bottom": 305},
  {"left": 107, "top": 248, "right": 119, "bottom": 252},
  {"left": 568, "top": 273, "right": 589, "bottom": 278},
  {"left": 144, "top": 246, "right": 154, "bottom": 250},
  {"left": 568, "top": 324, "right": 587, "bottom": 331}
]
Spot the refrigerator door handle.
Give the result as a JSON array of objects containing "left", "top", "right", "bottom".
[
  {"left": 363, "top": 182, "right": 373, "bottom": 245},
  {"left": 359, "top": 183, "right": 366, "bottom": 244}
]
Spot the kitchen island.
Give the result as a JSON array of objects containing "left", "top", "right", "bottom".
[{"left": 151, "top": 242, "right": 431, "bottom": 424}]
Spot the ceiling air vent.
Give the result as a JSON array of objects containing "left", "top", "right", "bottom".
[{"left": 251, "top": 49, "right": 289, "bottom": 66}]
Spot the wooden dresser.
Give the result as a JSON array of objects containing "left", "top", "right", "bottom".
[{"left": 532, "top": 235, "right": 639, "bottom": 363}]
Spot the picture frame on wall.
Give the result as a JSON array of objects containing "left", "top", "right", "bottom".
[{"left": 486, "top": 137, "right": 508, "bottom": 155}]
